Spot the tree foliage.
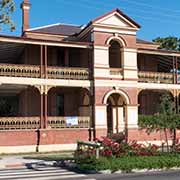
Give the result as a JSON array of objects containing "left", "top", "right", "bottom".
[
  {"left": 0, "top": 0, "right": 15, "bottom": 31},
  {"left": 153, "top": 36, "right": 180, "bottom": 51},
  {"left": 139, "top": 92, "right": 180, "bottom": 151}
]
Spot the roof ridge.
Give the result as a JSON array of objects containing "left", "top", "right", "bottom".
[
  {"left": 27, "top": 23, "right": 61, "bottom": 31},
  {"left": 59, "top": 22, "right": 82, "bottom": 27}
]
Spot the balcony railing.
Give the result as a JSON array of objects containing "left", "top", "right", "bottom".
[
  {"left": 109, "top": 68, "right": 123, "bottom": 76},
  {"left": 0, "top": 116, "right": 90, "bottom": 130},
  {"left": 47, "top": 66, "right": 89, "bottom": 80},
  {"left": 0, "top": 117, "right": 40, "bottom": 130},
  {"left": 138, "top": 71, "right": 173, "bottom": 84},
  {"left": 0, "top": 64, "right": 40, "bottom": 78},
  {"left": 48, "top": 116, "right": 90, "bottom": 129},
  {"left": 0, "top": 64, "right": 90, "bottom": 80}
]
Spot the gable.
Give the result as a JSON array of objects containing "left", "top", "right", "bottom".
[
  {"left": 92, "top": 9, "right": 140, "bottom": 30},
  {"left": 97, "top": 14, "right": 130, "bottom": 27}
]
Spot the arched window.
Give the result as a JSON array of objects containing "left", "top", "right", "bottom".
[{"left": 109, "top": 40, "right": 122, "bottom": 68}]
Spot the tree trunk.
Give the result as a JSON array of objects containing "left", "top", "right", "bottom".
[
  {"left": 172, "top": 128, "right": 176, "bottom": 151},
  {"left": 164, "top": 128, "right": 169, "bottom": 152}
]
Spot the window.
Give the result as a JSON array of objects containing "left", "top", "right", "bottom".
[
  {"left": 0, "top": 96, "right": 19, "bottom": 116},
  {"left": 57, "top": 95, "right": 64, "bottom": 116},
  {"left": 109, "top": 40, "right": 121, "bottom": 68}
]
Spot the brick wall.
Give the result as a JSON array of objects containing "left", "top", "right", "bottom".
[
  {"left": 95, "top": 87, "right": 138, "bottom": 105},
  {"left": 0, "top": 129, "right": 89, "bottom": 146},
  {"left": 93, "top": 31, "right": 136, "bottom": 48},
  {"left": 128, "top": 128, "right": 173, "bottom": 141}
]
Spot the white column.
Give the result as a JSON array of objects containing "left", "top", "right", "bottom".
[
  {"left": 112, "top": 107, "right": 117, "bottom": 133},
  {"left": 94, "top": 46, "right": 109, "bottom": 68},
  {"left": 121, "top": 48, "right": 138, "bottom": 80},
  {"left": 126, "top": 105, "right": 138, "bottom": 129},
  {"left": 117, "top": 107, "right": 124, "bottom": 131},
  {"left": 94, "top": 46, "right": 110, "bottom": 77},
  {"left": 95, "top": 105, "right": 107, "bottom": 129}
]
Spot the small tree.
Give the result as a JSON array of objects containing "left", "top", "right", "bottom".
[
  {"left": 139, "top": 92, "right": 180, "bottom": 152},
  {"left": 153, "top": 36, "right": 180, "bottom": 51},
  {"left": 158, "top": 93, "right": 175, "bottom": 151}
]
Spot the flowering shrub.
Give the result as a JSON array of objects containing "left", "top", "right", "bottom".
[
  {"left": 75, "top": 136, "right": 161, "bottom": 162},
  {"left": 96, "top": 137, "right": 160, "bottom": 157},
  {"left": 108, "top": 132, "right": 126, "bottom": 144},
  {"left": 128, "top": 141, "right": 159, "bottom": 156}
]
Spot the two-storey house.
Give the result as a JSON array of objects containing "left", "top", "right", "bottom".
[{"left": 0, "top": 0, "right": 179, "bottom": 153}]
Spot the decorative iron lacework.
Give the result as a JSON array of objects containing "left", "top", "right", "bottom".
[
  {"left": 0, "top": 117, "right": 40, "bottom": 130},
  {"left": 48, "top": 116, "right": 90, "bottom": 128},
  {"left": 0, "top": 64, "right": 40, "bottom": 78},
  {"left": 138, "top": 71, "right": 173, "bottom": 84},
  {"left": 47, "top": 67, "right": 89, "bottom": 80}
]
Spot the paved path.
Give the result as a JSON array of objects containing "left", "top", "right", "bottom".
[
  {"left": 0, "top": 166, "right": 96, "bottom": 180},
  {"left": 0, "top": 156, "right": 43, "bottom": 169}
]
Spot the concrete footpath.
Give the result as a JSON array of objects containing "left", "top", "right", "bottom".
[{"left": 0, "top": 156, "right": 56, "bottom": 169}]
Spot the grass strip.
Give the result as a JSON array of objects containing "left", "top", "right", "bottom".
[{"left": 77, "top": 153, "right": 180, "bottom": 172}]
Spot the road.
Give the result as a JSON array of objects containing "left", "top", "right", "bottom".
[
  {"left": 91, "top": 170, "right": 180, "bottom": 180},
  {"left": 0, "top": 166, "right": 95, "bottom": 180},
  {"left": 0, "top": 166, "right": 180, "bottom": 180}
]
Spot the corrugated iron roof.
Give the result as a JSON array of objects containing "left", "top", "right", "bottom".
[
  {"left": 28, "top": 23, "right": 83, "bottom": 36},
  {"left": 137, "top": 38, "right": 156, "bottom": 45}
]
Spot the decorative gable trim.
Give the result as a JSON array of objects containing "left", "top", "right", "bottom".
[{"left": 92, "top": 9, "right": 141, "bottom": 29}]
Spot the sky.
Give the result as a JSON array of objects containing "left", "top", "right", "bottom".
[{"left": 3, "top": 0, "right": 180, "bottom": 41}]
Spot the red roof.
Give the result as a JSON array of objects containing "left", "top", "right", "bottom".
[
  {"left": 28, "top": 24, "right": 82, "bottom": 36},
  {"left": 27, "top": 8, "right": 141, "bottom": 37}
]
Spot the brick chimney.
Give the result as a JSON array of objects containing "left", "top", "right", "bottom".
[{"left": 21, "top": 0, "right": 31, "bottom": 33}]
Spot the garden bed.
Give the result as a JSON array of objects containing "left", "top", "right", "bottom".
[
  {"left": 75, "top": 134, "right": 180, "bottom": 173},
  {"left": 77, "top": 153, "right": 180, "bottom": 173}
]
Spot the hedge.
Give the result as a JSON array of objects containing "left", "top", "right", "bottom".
[{"left": 77, "top": 153, "right": 180, "bottom": 172}]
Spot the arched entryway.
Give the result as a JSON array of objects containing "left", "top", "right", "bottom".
[{"left": 104, "top": 90, "right": 129, "bottom": 135}]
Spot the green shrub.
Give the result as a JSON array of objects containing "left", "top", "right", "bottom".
[{"left": 77, "top": 153, "right": 180, "bottom": 172}]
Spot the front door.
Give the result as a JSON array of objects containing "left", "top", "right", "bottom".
[{"left": 107, "top": 104, "right": 113, "bottom": 134}]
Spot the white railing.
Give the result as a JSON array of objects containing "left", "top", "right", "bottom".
[
  {"left": 0, "top": 64, "right": 90, "bottom": 80},
  {"left": 138, "top": 71, "right": 173, "bottom": 84},
  {"left": 109, "top": 68, "right": 123, "bottom": 76},
  {"left": 47, "top": 66, "right": 89, "bottom": 80},
  {"left": 0, "top": 64, "right": 40, "bottom": 78}
]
